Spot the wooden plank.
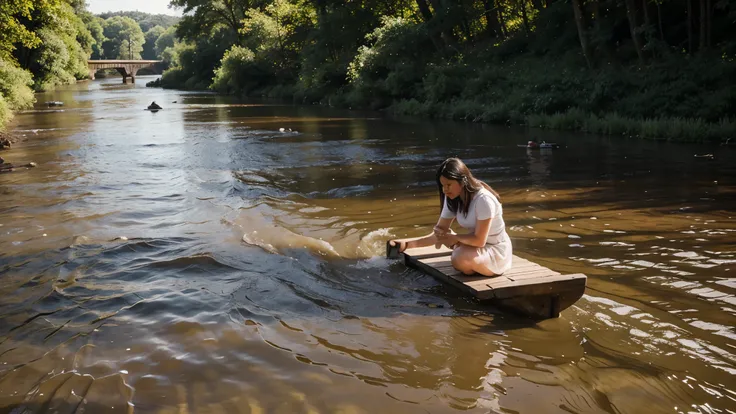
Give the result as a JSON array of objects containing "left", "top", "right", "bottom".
[
  {"left": 408, "top": 257, "right": 477, "bottom": 295},
  {"left": 387, "top": 238, "right": 587, "bottom": 319},
  {"left": 504, "top": 266, "right": 557, "bottom": 276},
  {"left": 482, "top": 274, "right": 587, "bottom": 299},
  {"left": 504, "top": 270, "right": 561, "bottom": 281}
]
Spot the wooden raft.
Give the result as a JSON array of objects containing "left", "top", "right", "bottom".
[{"left": 387, "top": 240, "right": 587, "bottom": 319}]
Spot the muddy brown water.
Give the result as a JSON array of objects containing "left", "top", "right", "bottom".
[{"left": 0, "top": 76, "right": 734, "bottom": 413}]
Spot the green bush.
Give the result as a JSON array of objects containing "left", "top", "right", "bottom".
[
  {"left": 347, "top": 17, "right": 435, "bottom": 105},
  {"left": 0, "top": 59, "right": 35, "bottom": 109},
  {"left": 32, "top": 28, "right": 76, "bottom": 91},
  {"left": 390, "top": 98, "right": 434, "bottom": 117},
  {"left": 0, "top": 58, "right": 35, "bottom": 129},
  {"left": 422, "top": 63, "right": 472, "bottom": 102},
  {"left": 211, "top": 46, "right": 258, "bottom": 94},
  {"left": 0, "top": 96, "right": 10, "bottom": 128},
  {"left": 160, "top": 66, "right": 187, "bottom": 88}
]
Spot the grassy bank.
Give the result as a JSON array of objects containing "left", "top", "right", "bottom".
[
  {"left": 385, "top": 100, "right": 735, "bottom": 144},
  {"left": 249, "top": 54, "right": 736, "bottom": 144}
]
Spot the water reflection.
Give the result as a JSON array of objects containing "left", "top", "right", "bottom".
[{"left": 1, "top": 76, "right": 734, "bottom": 413}]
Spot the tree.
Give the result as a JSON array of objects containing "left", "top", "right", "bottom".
[
  {"left": 169, "top": 0, "right": 261, "bottom": 41},
  {"left": 624, "top": 0, "right": 645, "bottom": 63},
  {"left": 0, "top": 58, "right": 35, "bottom": 128},
  {"left": 240, "top": 0, "right": 315, "bottom": 73},
  {"left": 155, "top": 26, "right": 179, "bottom": 59},
  {"left": 143, "top": 25, "right": 166, "bottom": 59},
  {"left": 10, "top": 1, "right": 92, "bottom": 90},
  {"left": 82, "top": 14, "right": 107, "bottom": 59},
  {"left": 483, "top": 0, "right": 504, "bottom": 39},
  {"left": 102, "top": 16, "right": 145, "bottom": 59},
  {"left": 0, "top": 0, "right": 64, "bottom": 63},
  {"left": 98, "top": 11, "right": 180, "bottom": 31},
  {"left": 571, "top": 0, "right": 593, "bottom": 68}
]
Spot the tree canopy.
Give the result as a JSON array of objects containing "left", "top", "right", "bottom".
[
  {"left": 102, "top": 16, "right": 146, "bottom": 60},
  {"left": 98, "top": 11, "right": 180, "bottom": 32}
]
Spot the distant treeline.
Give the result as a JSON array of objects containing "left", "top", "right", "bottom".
[{"left": 97, "top": 11, "right": 180, "bottom": 32}]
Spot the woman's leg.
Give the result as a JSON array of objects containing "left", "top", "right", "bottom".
[{"left": 451, "top": 245, "right": 497, "bottom": 276}]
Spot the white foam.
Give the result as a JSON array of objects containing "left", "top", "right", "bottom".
[
  {"left": 351, "top": 256, "right": 391, "bottom": 269},
  {"left": 630, "top": 328, "right": 650, "bottom": 338}
]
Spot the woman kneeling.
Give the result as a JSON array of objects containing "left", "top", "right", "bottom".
[{"left": 390, "top": 157, "right": 512, "bottom": 276}]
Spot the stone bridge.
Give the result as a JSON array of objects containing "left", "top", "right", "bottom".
[{"left": 88, "top": 60, "right": 163, "bottom": 83}]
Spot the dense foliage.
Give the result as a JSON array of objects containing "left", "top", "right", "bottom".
[
  {"left": 102, "top": 16, "right": 146, "bottom": 59},
  {"left": 2, "top": 0, "right": 734, "bottom": 141},
  {"left": 0, "top": 0, "right": 91, "bottom": 128},
  {"left": 97, "top": 11, "right": 180, "bottom": 32},
  {"left": 0, "top": 3, "right": 181, "bottom": 130},
  {"left": 161, "top": 0, "right": 735, "bottom": 141}
]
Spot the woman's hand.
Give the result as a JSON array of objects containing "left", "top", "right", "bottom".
[
  {"left": 437, "top": 232, "right": 459, "bottom": 249},
  {"left": 433, "top": 226, "right": 447, "bottom": 248},
  {"left": 389, "top": 239, "right": 408, "bottom": 253}
]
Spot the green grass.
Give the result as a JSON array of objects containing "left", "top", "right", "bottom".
[{"left": 526, "top": 109, "right": 734, "bottom": 143}]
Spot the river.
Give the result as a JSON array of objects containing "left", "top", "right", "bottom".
[{"left": 1, "top": 75, "right": 734, "bottom": 413}]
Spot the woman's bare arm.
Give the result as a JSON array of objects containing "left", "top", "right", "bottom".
[{"left": 390, "top": 217, "right": 454, "bottom": 252}]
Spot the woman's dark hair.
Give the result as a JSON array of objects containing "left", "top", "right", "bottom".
[{"left": 436, "top": 157, "right": 500, "bottom": 217}]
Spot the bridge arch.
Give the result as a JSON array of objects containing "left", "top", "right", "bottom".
[{"left": 87, "top": 60, "right": 163, "bottom": 83}]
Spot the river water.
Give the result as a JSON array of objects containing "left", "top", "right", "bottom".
[{"left": 1, "top": 76, "right": 734, "bottom": 413}]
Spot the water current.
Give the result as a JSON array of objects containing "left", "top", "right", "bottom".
[{"left": 0, "top": 76, "right": 734, "bottom": 413}]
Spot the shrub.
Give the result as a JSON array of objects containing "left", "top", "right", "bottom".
[
  {"left": 211, "top": 45, "right": 273, "bottom": 95},
  {"left": 0, "top": 58, "right": 35, "bottom": 129},
  {"left": 347, "top": 17, "right": 435, "bottom": 108}
]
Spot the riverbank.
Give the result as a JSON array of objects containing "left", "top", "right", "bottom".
[
  {"left": 157, "top": 52, "right": 735, "bottom": 144},
  {"left": 151, "top": 83, "right": 736, "bottom": 144},
  {"left": 386, "top": 101, "right": 735, "bottom": 144},
  {"left": 0, "top": 130, "right": 18, "bottom": 149},
  {"left": 298, "top": 53, "right": 736, "bottom": 144}
]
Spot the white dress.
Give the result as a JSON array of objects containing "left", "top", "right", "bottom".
[{"left": 440, "top": 188, "right": 513, "bottom": 275}]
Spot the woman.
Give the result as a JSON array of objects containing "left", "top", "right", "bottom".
[{"left": 389, "top": 157, "right": 512, "bottom": 276}]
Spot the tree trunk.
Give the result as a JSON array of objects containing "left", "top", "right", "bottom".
[
  {"left": 656, "top": 0, "right": 664, "bottom": 40},
  {"left": 706, "top": 0, "right": 712, "bottom": 48},
  {"left": 483, "top": 0, "right": 502, "bottom": 38},
  {"left": 591, "top": 0, "right": 617, "bottom": 64},
  {"left": 497, "top": 0, "right": 508, "bottom": 38},
  {"left": 571, "top": 0, "right": 593, "bottom": 68},
  {"left": 416, "top": 0, "right": 433, "bottom": 22},
  {"left": 416, "top": 0, "right": 445, "bottom": 51},
  {"left": 461, "top": 17, "right": 473, "bottom": 42},
  {"left": 699, "top": 0, "right": 706, "bottom": 51},
  {"left": 520, "top": 0, "right": 530, "bottom": 34},
  {"left": 624, "top": 0, "right": 645, "bottom": 63},
  {"left": 429, "top": 0, "right": 458, "bottom": 47},
  {"left": 687, "top": 0, "right": 693, "bottom": 53}
]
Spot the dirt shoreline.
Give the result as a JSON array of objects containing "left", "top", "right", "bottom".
[{"left": 1, "top": 130, "right": 19, "bottom": 150}]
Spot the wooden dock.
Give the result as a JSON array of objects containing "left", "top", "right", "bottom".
[{"left": 387, "top": 239, "right": 587, "bottom": 319}]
